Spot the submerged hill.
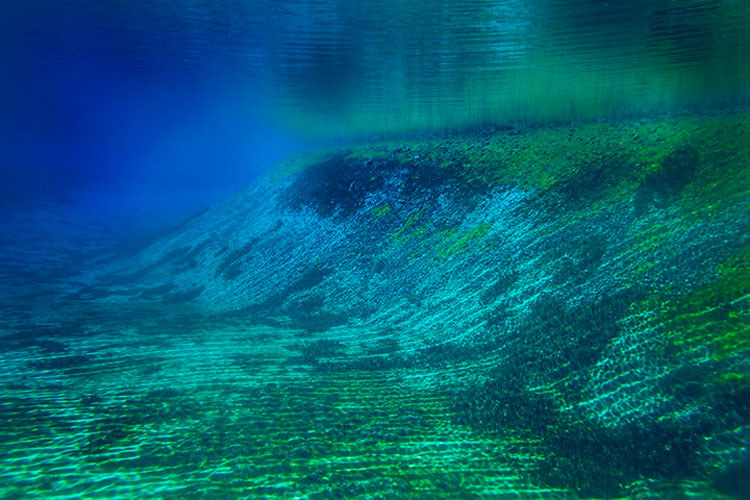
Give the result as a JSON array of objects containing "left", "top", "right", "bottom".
[{"left": 4, "top": 110, "right": 750, "bottom": 498}]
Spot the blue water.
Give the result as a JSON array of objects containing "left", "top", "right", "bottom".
[
  {"left": 2, "top": 2, "right": 750, "bottom": 499},
  {"left": 1, "top": 1, "right": 302, "bottom": 237},
  {"left": 3, "top": 0, "right": 748, "bottom": 230}
]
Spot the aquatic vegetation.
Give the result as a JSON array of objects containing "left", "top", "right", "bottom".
[
  {"left": 452, "top": 362, "right": 707, "bottom": 498},
  {"left": 286, "top": 154, "right": 394, "bottom": 217},
  {"left": 716, "top": 371, "right": 750, "bottom": 385},
  {"left": 368, "top": 203, "right": 392, "bottom": 218},
  {"left": 656, "top": 245, "right": 750, "bottom": 361},
  {"left": 436, "top": 222, "right": 492, "bottom": 259},
  {"left": 390, "top": 205, "right": 427, "bottom": 242},
  {"left": 4, "top": 0, "right": 750, "bottom": 494},
  {"left": 4, "top": 110, "right": 750, "bottom": 499}
]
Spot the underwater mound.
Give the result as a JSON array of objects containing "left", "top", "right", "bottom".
[{"left": 4, "top": 110, "right": 750, "bottom": 498}]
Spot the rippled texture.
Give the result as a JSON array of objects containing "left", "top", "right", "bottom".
[
  {"left": 5, "top": 0, "right": 749, "bottom": 138},
  {"left": 3, "top": 2, "right": 750, "bottom": 499},
  {"left": 3, "top": 111, "right": 750, "bottom": 499},
  {"left": 269, "top": 0, "right": 750, "bottom": 134}
]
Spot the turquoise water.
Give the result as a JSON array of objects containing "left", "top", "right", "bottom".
[{"left": 2, "top": 2, "right": 750, "bottom": 499}]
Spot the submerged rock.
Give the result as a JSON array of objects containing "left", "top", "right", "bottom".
[{"left": 84, "top": 110, "right": 750, "bottom": 498}]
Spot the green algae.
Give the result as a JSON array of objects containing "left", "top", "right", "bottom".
[
  {"left": 10, "top": 110, "right": 750, "bottom": 499},
  {"left": 391, "top": 206, "right": 427, "bottom": 242},
  {"left": 716, "top": 372, "right": 750, "bottom": 386},
  {"left": 274, "top": 113, "right": 750, "bottom": 253},
  {"left": 453, "top": 360, "right": 705, "bottom": 499},
  {"left": 368, "top": 203, "right": 392, "bottom": 218},
  {"left": 653, "top": 245, "right": 750, "bottom": 361},
  {"left": 436, "top": 223, "right": 493, "bottom": 259}
]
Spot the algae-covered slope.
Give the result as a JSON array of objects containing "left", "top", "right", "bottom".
[{"left": 81, "top": 111, "right": 750, "bottom": 497}]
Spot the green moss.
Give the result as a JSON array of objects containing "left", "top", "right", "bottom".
[
  {"left": 453, "top": 370, "right": 706, "bottom": 498},
  {"left": 436, "top": 223, "right": 492, "bottom": 259},
  {"left": 675, "top": 116, "right": 750, "bottom": 218},
  {"left": 716, "top": 372, "right": 750, "bottom": 385},
  {"left": 391, "top": 206, "right": 427, "bottom": 242},
  {"left": 369, "top": 203, "right": 392, "bottom": 218},
  {"left": 273, "top": 111, "right": 749, "bottom": 224},
  {"left": 625, "top": 222, "right": 687, "bottom": 280},
  {"left": 656, "top": 246, "right": 750, "bottom": 360}
]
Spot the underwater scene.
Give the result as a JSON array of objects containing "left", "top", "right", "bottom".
[{"left": 2, "top": 1, "right": 750, "bottom": 499}]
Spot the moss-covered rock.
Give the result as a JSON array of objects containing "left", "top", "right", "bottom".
[{"left": 50, "top": 109, "right": 750, "bottom": 499}]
